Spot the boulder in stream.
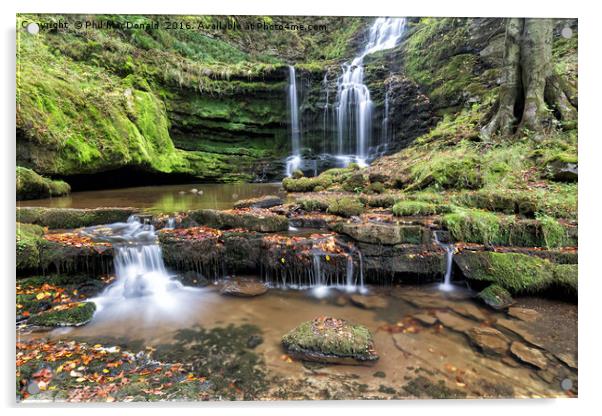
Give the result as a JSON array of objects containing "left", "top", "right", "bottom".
[
  {"left": 220, "top": 279, "right": 268, "bottom": 297},
  {"left": 233, "top": 195, "right": 284, "bottom": 209},
  {"left": 476, "top": 284, "right": 515, "bottom": 310},
  {"left": 282, "top": 316, "right": 379, "bottom": 365},
  {"left": 188, "top": 208, "right": 288, "bottom": 232}
]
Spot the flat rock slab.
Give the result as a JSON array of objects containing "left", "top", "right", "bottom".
[
  {"left": 413, "top": 313, "right": 438, "bottom": 326},
  {"left": 435, "top": 311, "right": 474, "bottom": 333},
  {"left": 466, "top": 326, "right": 510, "bottom": 355},
  {"left": 495, "top": 318, "right": 544, "bottom": 349},
  {"left": 510, "top": 341, "right": 548, "bottom": 370},
  {"left": 554, "top": 352, "right": 577, "bottom": 369},
  {"left": 449, "top": 303, "right": 488, "bottom": 322},
  {"left": 349, "top": 294, "right": 388, "bottom": 309},
  {"left": 508, "top": 307, "right": 540, "bottom": 322},
  {"left": 220, "top": 280, "right": 268, "bottom": 297},
  {"left": 188, "top": 208, "right": 288, "bottom": 232},
  {"left": 332, "top": 222, "right": 427, "bottom": 245}
]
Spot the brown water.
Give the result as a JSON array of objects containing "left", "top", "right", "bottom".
[
  {"left": 19, "top": 183, "right": 285, "bottom": 212},
  {"left": 22, "top": 283, "right": 578, "bottom": 399}
]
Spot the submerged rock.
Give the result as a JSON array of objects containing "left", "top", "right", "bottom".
[
  {"left": 466, "top": 326, "right": 510, "bottom": 355},
  {"left": 413, "top": 313, "right": 437, "bottom": 326},
  {"left": 234, "top": 195, "right": 284, "bottom": 209},
  {"left": 510, "top": 341, "right": 548, "bottom": 369},
  {"left": 435, "top": 311, "right": 474, "bottom": 333},
  {"left": 477, "top": 285, "right": 515, "bottom": 310},
  {"left": 508, "top": 307, "right": 540, "bottom": 322},
  {"left": 349, "top": 294, "right": 388, "bottom": 309},
  {"left": 220, "top": 280, "right": 268, "bottom": 297},
  {"left": 282, "top": 316, "right": 379, "bottom": 365},
  {"left": 28, "top": 302, "right": 96, "bottom": 327}
]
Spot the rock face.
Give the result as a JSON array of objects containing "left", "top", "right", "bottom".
[
  {"left": 510, "top": 341, "right": 548, "bottom": 369},
  {"left": 220, "top": 280, "right": 268, "bottom": 297},
  {"left": 466, "top": 326, "right": 510, "bottom": 355},
  {"left": 281, "top": 317, "right": 379, "bottom": 365},
  {"left": 188, "top": 209, "right": 288, "bottom": 233},
  {"left": 547, "top": 159, "right": 578, "bottom": 182},
  {"left": 233, "top": 195, "right": 284, "bottom": 209}
]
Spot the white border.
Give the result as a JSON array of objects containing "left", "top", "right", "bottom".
[{"left": 2, "top": 1, "right": 599, "bottom": 415}]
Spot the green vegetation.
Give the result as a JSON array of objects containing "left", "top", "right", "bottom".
[
  {"left": 16, "top": 222, "right": 45, "bottom": 270},
  {"left": 16, "top": 167, "right": 70, "bottom": 200},
  {"left": 29, "top": 302, "right": 96, "bottom": 326},
  {"left": 456, "top": 251, "right": 575, "bottom": 294},
  {"left": 326, "top": 197, "right": 365, "bottom": 218},
  {"left": 392, "top": 200, "right": 451, "bottom": 216}
]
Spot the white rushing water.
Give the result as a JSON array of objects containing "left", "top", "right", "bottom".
[
  {"left": 334, "top": 17, "right": 406, "bottom": 166},
  {"left": 285, "top": 65, "right": 302, "bottom": 176},
  {"left": 433, "top": 230, "right": 455, "bottom": 291},
  {"left": 84, "top": 216, "right": 196, "bottom": 316}
]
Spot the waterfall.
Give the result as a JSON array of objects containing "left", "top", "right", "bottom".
[
  {"left": 433, "top": 230, "right": 455, "bottom": 291},
  {"left": 84, "top": 216, "right": 185, "bottom": 310},
  {"left": 334, "top": 17, "right": 406, "bottom": 167},
  {"left": 285, "top": 65, "right": 302, "bottom": 177}
]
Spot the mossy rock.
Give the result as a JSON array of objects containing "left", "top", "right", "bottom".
[
  {"left": 17, "top": 207, "right": 137, "bottom": 229},
  {"left": 455, "top": 251, "right": 558, "bottom": 294},
  {"left": 392, "top": 200, "right": 452, "bottom": 216},
  {"left": 282, "top": 316, "right": 379, "bottom": 365},
  {"left": 552, "top": 263, "right": 578, "bottom": 295},
  {"left": 441, "top": 208, "right": 574, "bottom": 248},
  {"left": 298, "top": 198, "right": 330, "bottom": 212},
  {"left": 28, "top": 302, "right": 96, "bottom": 327},
  {"left": 342, "top": 173, "right": 367, "bottom": 192},
  {"left": 359, "top": 194, "right": 397, "bottom": 208},
  {"left": 366, "top": 181, "right": 385, "bottom": 194},
  {"left": 282, "top": 176, "right": 333, "bottom": 192},
  {"left": 476, "top": 284, "right": 515, "bottom": 310},
  {"left": 16, "top": 167, "right": 70, "bottom": 200},
  {"left": 188, "top": 209, "right": 288, "bottom": 232},
  {"left": 16, "top": 222, "right": 45, "bottom": 271},
  {"left": 326, "top": 197, "right": 364, "bottom": 218}
]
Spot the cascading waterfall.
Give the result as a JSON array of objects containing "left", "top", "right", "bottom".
[
  {"left": 84, "top": 216, "right": 193, "bottom": 314},
  {"left": 433, "top": 230, "right": 455, "bottom": 291},
  {"left": 285, "top": 65, "right": 302, "bottom": 176},
  {"left": 334, "top": 17, "right": 407, "bottom": 166}
]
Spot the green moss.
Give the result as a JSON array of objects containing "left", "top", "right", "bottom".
[
  {"left": 408, "top": 147, "right": 483, "bottom": 191},
  {"left": 282, "top": 317, "right": 375, "bottom": 358},
  {"left": 366, "top": 181, "right": 385, "bottom": 194},
  {"left": 16, "top": 167, "right": 70, "bottom": 200},
  {"left": 16, "top": 222, "right": 44, "bottom": 271},
  {"left": 326, "top": 197, "right": 364, "bottom": 218},
  {"left": 282, "top": 176, "right": 333, "bottom": 192},
  {"left": 537, "top": 214, "right": 569, "bottom": 249},
  {"left": 299, "top": 198, "right": 330, "bottom": 212},
  {"left": 476, "top": 284, "right": 515, "bottom": 310},
  {"left": 456, "top": 252, "right": 556, "bottom": 293},
  {"left": 17, "top": 207, "right": 136, "bottom": 229},
  {"left": 359, "top": 194, "right": 398, "bottom": 208},
  {"left": 553, "top": 264, "right": 578, "bottom": 295},
  {"left": 392, "top": 200, "right": 451, "bottom": 216},
  {"left": 342, "top": 173, "right": 367, "bottom": 193},
  {"left": 28, "top": 302, "right": 96, "bottom": 327}
]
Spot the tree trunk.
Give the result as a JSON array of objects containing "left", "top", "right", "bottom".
[
  {"left": 518, "top": 18, "right": 553, "bottom": 133},
  {"left": 481, "top": 18, "right": 576, "bottom": 139}
]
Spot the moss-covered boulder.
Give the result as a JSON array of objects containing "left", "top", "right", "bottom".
[
  {"left": 28, "top": 302, "right": 96, "bottom": 327},
  {"left": 455, "top": 251, "right": 575, "bottom": 295},
  {"left": 326, "top": 197, "right": 365, "bottom": 218},
  {"left": 476, "top": 284, "right": 515, "bottom": 310},
  {"left": 16, "top": 222, "right": 45, "bottom": 271},
  {"left": 282, "top": 317, "right": 379, "bottom": 365},
  {"left": 17, "top": 207, "right": 137, "bottom": 229},
  {"left": 16, "top": 167, "right": 70, "bottom": 200},
  {"left": 441, "top": 208, "right": 576, "bottom": 248},
  {"left": 188, "top": 208, "right": 288, "bottom": 232}
]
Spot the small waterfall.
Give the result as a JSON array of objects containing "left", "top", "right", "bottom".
[
  {"left": 166, "top": 217, "right": 175, "bottom": 229},
  {"left": 334, "top": 17, "right": 406, "bottom": 167},
  {"left": 433, "top": 230, "right": 455, "bottom": 291},
  {"left": 381, "top": 87, "right": 390, "bottom": 144},
  {"left": 285, "top": 65, "right": 302, "bottom": 176},
  {"left": 84, "top": 216, "right": 186, "bottom": 310}
]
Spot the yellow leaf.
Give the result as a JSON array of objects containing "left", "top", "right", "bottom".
[
  {"left": 35, "top": 293, "right": 45, "bottom": 300},
  {"left": 102, "top": 369, "right": 109, "bottom": 373}
]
